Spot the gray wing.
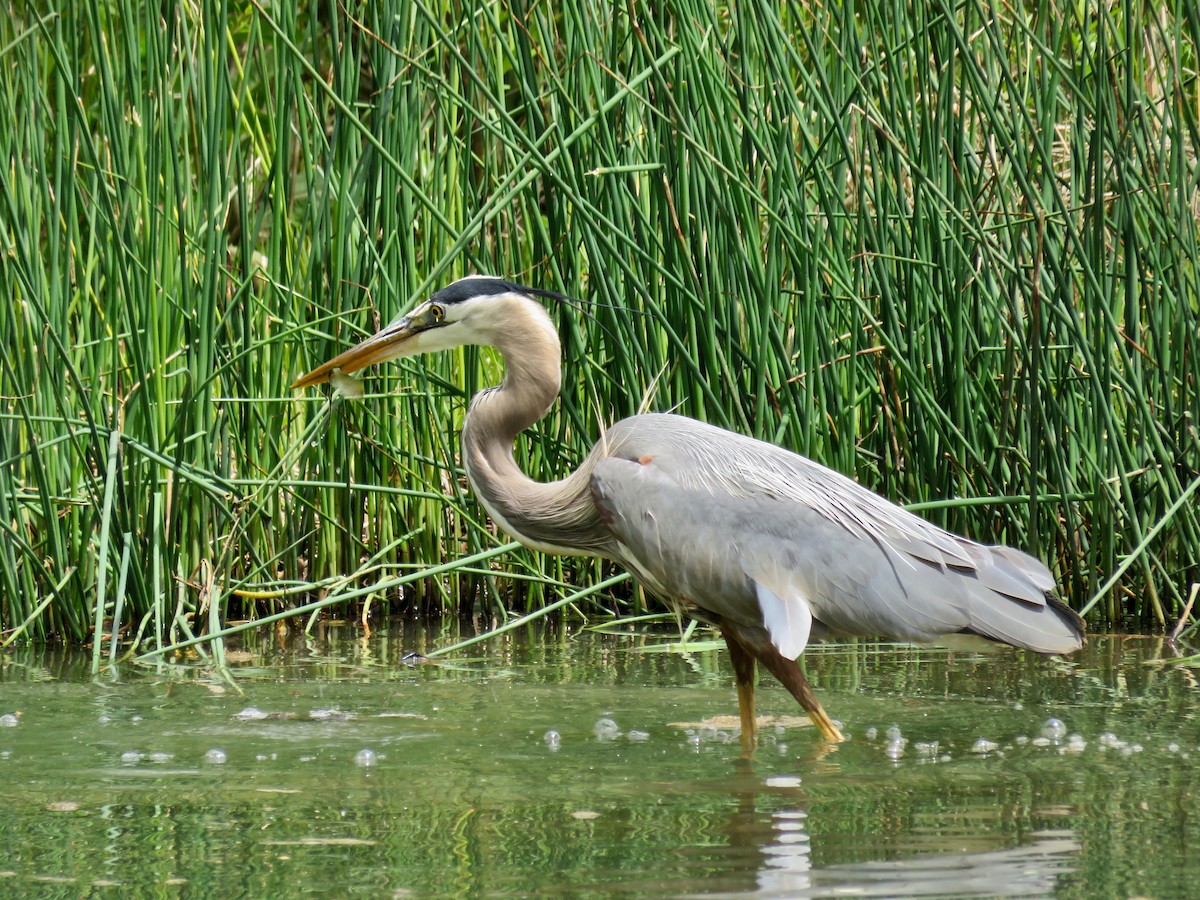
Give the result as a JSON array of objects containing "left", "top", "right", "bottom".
[{"left": 591, "top": 414, "right": 1083, "bottom": 658}]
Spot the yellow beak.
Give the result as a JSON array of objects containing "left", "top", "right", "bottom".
[{"left": 291, "top": 316, "right": 419, "bottom": 389}]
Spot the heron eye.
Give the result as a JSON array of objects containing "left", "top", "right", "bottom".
[{"left": 430, "top": 304, "right": 445, "bottom": 322}]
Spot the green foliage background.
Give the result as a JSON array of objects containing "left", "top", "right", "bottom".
[{"left": 2, "top": 0, "right": 1197, "bottom": 651}]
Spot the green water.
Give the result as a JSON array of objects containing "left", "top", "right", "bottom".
[{"left": 2, "top": 627, "right": 1196, "bottom": 898}]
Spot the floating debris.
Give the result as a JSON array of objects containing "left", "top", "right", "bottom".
[
  {"left": 400, "top": 652, "right": 436, "bottom": 667},
  {"left": 309, "top": 708, "right": 354, "bottom": 722},
  {"left": 668, "top": 714, "right": 810, "bottom": 730},
  {"left": 1062, "top": 734, "right": 1087, "bottom": 753}
]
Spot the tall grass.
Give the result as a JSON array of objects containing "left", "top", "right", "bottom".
[{"left": 1, "top": 0, "right": 1197, "bottom": 653}]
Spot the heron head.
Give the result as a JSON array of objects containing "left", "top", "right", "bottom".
[{"left": 291, "top": 275, "right": 558, "bottom": 389}]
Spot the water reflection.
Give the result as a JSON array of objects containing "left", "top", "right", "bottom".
[
  {"left": 799, "top": 832, "right": 1078, "bottom": 898},
  {"left": 0, "top": 629, "right": 1196, "bottom": 897},
  {"left": 673, "top": 775, "right": 1079, "bottom": 898}
]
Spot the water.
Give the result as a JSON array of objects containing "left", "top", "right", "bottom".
[{"left": 2, "top": 627, "right": 1197, "bottom": 897}]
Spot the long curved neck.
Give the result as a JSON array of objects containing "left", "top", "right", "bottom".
[{"left": 461, "top": 305, "right": 614, "bottom": 557}]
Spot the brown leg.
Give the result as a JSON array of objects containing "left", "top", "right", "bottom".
[
  {"left": 720, "top": 625, "right": 758, "bottom": 750},
  {"left": 755, "top": 650, "right": 845, "bottom": 742}
]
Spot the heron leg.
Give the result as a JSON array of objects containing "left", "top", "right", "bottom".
[
  {"left": 720, "top": 626, "right": 758, "bottom": 750},
  {"left": 755, "top": 651, "right": 845, "bottom": 743}
]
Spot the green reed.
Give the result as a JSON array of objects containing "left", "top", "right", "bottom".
[{"left": 1, "top": 0, "right": 1197, "bottom": 652}]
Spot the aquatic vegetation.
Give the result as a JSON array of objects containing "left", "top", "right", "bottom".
[{"left": 1, "top": 1, "right": 1197, "bottom": 653}]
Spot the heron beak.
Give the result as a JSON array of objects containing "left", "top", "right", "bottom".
[{"left": 290, "top": 315, "right": 421, "bottom": 389}]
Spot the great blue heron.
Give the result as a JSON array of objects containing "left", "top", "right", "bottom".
[{"left": 293, "top": 276, "right": 1084, "bottom": 743}]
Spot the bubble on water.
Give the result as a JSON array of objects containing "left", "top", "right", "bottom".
[
  {"left": 1167, "top": 742, "right": 1181, "bottom": 754},
  {"left": 1129, "top": 743, "right": 1143, "bottom": 753},
  {"left": 1063, "top": 734, "right": 1087, "bottom": 753},
  {"left": 0, "top": 714, "right": 19, "bottom": 728},
  {"left": 776, "top": 743, "right": 789, "bottom": 756},
  {"left": 97, "top": 715, "right": 111, "bottom": 725},
  {"left": 626, "top": 730, "right": 650, "bottom": 742},
  {"left": 148, "top": 751, "right": 174, "bottom": 764},
  {"left": 204, "top": 748, "right": 228, "bottom": 765},
  {"left": 687, "top": 733, "right": 702, "bottom": 750},
  {"left": 885, "top": 739, "right": 905, "bottom": 760},
  {"left": 886, "top": 725, "right": 903, "bottom": 742},
  {"left": 765, "top": 775, "right": 802, "bottom": 788},
  {"left": 354, "top": 749, "right": 377, "bottom": 767},
  {"left": 864, "top": 726, "right": 877, "bottom": 740},
  {"left": 256, "top": 753, "right": 270, "bottom": 762},
  {"left": 1041, "top": 718, "right": 1067, "bottom": 741},
  {"left": 120, "top": 751, "right": 143, "bottom": 765},
  {"left": 1013, "top": 701, "right": 1024, "bottom": 711},
  {"left": 543, "top": 730, "right": 562, "bottom": 751},
  {"left": 914, "top": 741, "right": 939, "bottom": 757},
  {"left": 1031, "top": 736, "right": 1051, "bottom": 747},
  {"left": 1015, "top": 735, "right": 1029, "bottom": 745},
  {"left": 698, "top": 724, "right": 718, "bottom": 742},
  {"left": 971, "top": 739, "right": 999, "bottom": 754},
  {"left": 235, "top": 707, "right": 269, "bottom": 722},
  {"left": 593, "top": 718, "right": 619, "bottom": 741}
]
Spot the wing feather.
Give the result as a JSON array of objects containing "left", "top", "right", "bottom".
[{"left": 591, "top": 415, "right": 1083, "bottom": 655}]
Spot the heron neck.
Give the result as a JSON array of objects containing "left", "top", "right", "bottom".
[{"left": 461, "top": 324, "right": 613, "bottom": 557}]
